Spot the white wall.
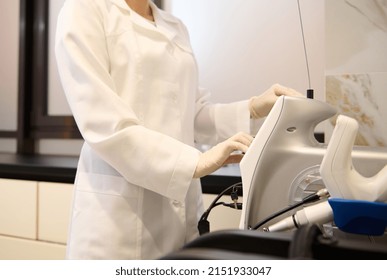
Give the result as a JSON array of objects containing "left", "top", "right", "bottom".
[
  {"left": 326, "top": 0, "right": 387, "bottom": 75},
  {"left": 164, "top": 0, "right": 325, "bottom": 103}
]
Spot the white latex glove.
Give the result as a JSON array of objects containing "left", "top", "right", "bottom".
[
  {"left": 193, "top": 132, "right": 253, "bottom": 178},
  {"left": 249, "top": 84, "right": 304, "bottom": 119}
]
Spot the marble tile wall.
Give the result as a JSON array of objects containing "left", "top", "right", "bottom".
[
  {"left": 326, "top": 73, "right": 387, "bottom": 146},
  {"left": 325, "top": 0, "right": 387, "bottom": 147}
]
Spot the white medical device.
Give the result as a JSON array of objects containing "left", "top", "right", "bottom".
[
  {"left": 320, "top": 115, "right": 387, "bottom": 202},
  {"left": 239, "top": 96, "right": 387, "bottom": 230}
]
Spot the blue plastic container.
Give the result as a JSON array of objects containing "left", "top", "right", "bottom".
[{"left": 328, "top": 198, "right": 387, "bottom": 236}]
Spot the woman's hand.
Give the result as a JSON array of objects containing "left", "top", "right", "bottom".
[
  {"left": 193, "top": 132, "right": 253, "bottom": 178},
  {"left": 249, "top": 84, "right": 304, "bottom": 119}
]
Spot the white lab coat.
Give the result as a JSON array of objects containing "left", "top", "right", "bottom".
[{"left": 56, "top": 0, "right": 251, "bottom": 259}]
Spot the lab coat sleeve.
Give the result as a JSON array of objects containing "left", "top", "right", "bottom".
[
  {"left": 194, "top": 87, "right": 256, "bottom": 145},
  {"left": 55, "top": 0, "right": 199, "bottom": 202}
]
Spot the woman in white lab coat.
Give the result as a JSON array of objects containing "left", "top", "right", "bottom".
[{"left": 55, "top": 0, "right": 302, "bottom": 260}]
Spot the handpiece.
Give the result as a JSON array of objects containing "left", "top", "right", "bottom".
[{"left": 265, "top": 201, "right": 333, "bottom": 232}]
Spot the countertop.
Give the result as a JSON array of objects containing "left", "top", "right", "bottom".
[{"left": 0, "top": 153, "right": 241, "bottom": 195}]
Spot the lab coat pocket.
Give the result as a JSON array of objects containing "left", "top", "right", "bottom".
[
  {"left": 75, "top": 171, "right": 139, "bottom": 199},
  {"left": 67, "top": 172, "right": 141, "bottom": 259}
]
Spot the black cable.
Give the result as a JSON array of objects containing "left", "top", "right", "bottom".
[
  {"left": 214, "top": 202, "right": 243, "bottom": 210},
  {"left": 198, "top": 182, "right": 242, "bottom": 235},
  {"left": 200, "top": 182, "right": 242, "bottom": 221},
  {"left": 250, "top": 200, "right": 305, "bottom": 230},
  {"left": 250, "top": 189, "right": 329, "bottom": 230}
]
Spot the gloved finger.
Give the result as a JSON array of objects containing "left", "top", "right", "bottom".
[
  {"left": 231, "top": 140, "right": 250, "bottom": 153},
  {"left": 224, "top": 138, "right": 251, "bottom": 154},
  {"left": 229, "top": 132, "right": 254, "bottom": 147},
  {"left": 272, "top": 84, "right": 303, "bottom": 97},
  {"left": 224, "top": 154, "right": 244, "bottom": 165},
  {"left": 211, "top": 142, "right": 246, "bottom": 168},
  {"left": 193, "top": 132, "right": 253, "bottom": 178}
]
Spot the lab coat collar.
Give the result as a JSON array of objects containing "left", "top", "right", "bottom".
[
  {"left": 148, "top": 1, "right": 179, "bottom": 24},
  {"left": 109, "top": 0, "right": 177, "bottom": 22},
  {"left": 109, "top": 0, "right": 192, "bottom": 53},
  {"left": 109, "top": 0, "right": 130, "bottom": 11},
  {"left": 151, "top": 3, "right": 193, "bottom": 53}
]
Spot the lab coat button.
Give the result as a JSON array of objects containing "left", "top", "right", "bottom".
[
  {"left": 167, "top": 44, "right": 174, "bottom": 54},
  {"left": 138, "top": 112, "right": 144, "bottom": 123},
  {"left": 172, "top": 200, "right": 181, "bottom": 207}
]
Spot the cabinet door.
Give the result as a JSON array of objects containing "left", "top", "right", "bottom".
[
  {"left": 0, "top": 179, "right": 37, "bottom": 239},
  {"left": 38, "top": 182, "right": 74, "bottom": 244}
]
